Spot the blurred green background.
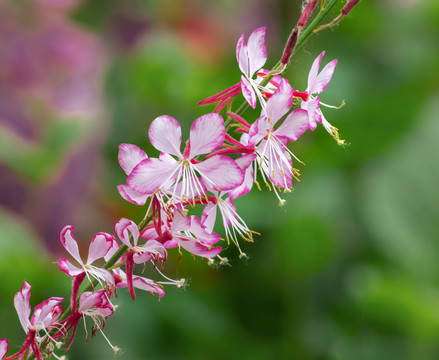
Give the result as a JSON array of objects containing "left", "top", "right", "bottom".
[{"left": 1, "top": 0, "right": 439, "bottom": 359}]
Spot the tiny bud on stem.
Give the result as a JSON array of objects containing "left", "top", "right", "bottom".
[
  {"left": 342, "top": 0, "right": 361, "bottom": 15},
  {"left": 314, "top": 0, "right": 362, "bottom": 33},
  {"left": 280, "top": 27, "right": 298, "bottom": 65},
  {"left": 298, "top": 0, "right": 319, "bottom": 27}
]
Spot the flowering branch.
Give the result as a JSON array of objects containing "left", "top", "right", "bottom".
[{"left": 1, "top": 1, "right": 363, "bottom": 359}]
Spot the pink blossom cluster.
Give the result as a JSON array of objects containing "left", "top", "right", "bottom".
[{"left": 0, "top": 1, "right": 363, "bottom": 357}]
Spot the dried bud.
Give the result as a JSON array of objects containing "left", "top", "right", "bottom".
[
  {"left": 280, "top": 27, "right": 298, "bottom": 65},
  {"left": 298, "top": 0, "right": 319, "bottom": 27},
  {"left": 342, "top": 0, "right": 361, "bottom": 15}
]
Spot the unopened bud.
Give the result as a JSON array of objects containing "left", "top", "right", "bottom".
[
  {"left": 280, "top": 27, "right": 298, "bottom": 65},
  {"left": 342, "top": 0, "right": 361, "bottom": 15},
  {"left": 298, "top": 0, "right": 319, "bottom": 27}
]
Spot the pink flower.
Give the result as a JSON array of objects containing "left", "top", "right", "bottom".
[
  {"left": 300, "top": 51, "right": 345, "bottom": 144},
  {"left": 198, "top": 27, "right": 269, "bottom": 112},
  {"left": 114, "top": 218, "right": 167, "bottom": 300},
  {"left": 236, "top": 27, "right": 268, "bottom": 109},
  {"left": 58, "top": 226, "right": 115, "bottom": 311},
  {"left": 142, "top": 210, "right": 222, "bottom": 259},
  {"left": 245, "top": 79, "right": 309, "bottom": 204},
  {"left": 10, "top": 281, "right": 63, "bottom": 360},
  {"left": 127, "top": 114, "right": 244, "bottom": 205},
  {"left": 58, "top": 290, "right": 115, "bottom": 352}
]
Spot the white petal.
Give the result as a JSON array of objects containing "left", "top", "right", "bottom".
[
  {"left": 148, "top": 115, "right": 182, "bottom": 157},
  {"left": 87, "top": 233, "right": 115, "bottom": 264},
  {"left": 118, "top": 143, "right": 148, "bottom": 175},
  {"left": 236, "top": 33, "right": 249, "bottom": 77},
  {"left": 247, "top": 27, "right": 267, "bottom": 78},
  {"left": 189, "top": 113, "right": 225, "bottom": 158},
  {"left": 60, "top": 226, "right": 83, "bottom": 265}
]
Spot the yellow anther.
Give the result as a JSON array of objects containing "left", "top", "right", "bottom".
[
  {"left": 265, "top": 181, "right": 272, "bottom": 191},
  {"left": 239, "top": 252, "right": 249, "bottom": 260},
  {"left": 329, "top": 126, "right": 348, "bottom": 147},
  {"left": 207, "top": 258, "right": 215, "bottom": 267},
  {"left": 255, "top": 180, "right": 262, "bottom": 191},
  {"left": 219, "top": 257, "right": 230, "bottom": 266}
]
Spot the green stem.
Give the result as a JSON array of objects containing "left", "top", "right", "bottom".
[{"left": 296, "top": 0, "right": 340, "bottom": 50}]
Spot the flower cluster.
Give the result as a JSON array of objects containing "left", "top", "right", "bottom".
[{"left": 0, "top": 1, "right": 362, "bottom": 358}]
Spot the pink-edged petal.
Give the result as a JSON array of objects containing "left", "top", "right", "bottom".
[
  {"left": 78, "top": 291, "right": 103, "bottom": 312},
  {"left": 87, "top": 233, "right": 115, "bottom": 264},
  {"left": 117, "top": 184, "right": 149, "bottom": 206},
  {"left": 195, "top": 155, "right": 244, "bottom": 192},
  {"left": 31, "top": 297, "right": 63, "bottom": 328},
  {"left": 93, "top": 304, "right": 113, "bottom": 319},
  {"left": 265, "top": 79, "right": 293, "bottom": 125},
  {"left": 170, "top": 210, "right": 191, "bottom": 233},
  {"left": 301, "top": 97, "right": 321, "bottom": 130},
  {"left": 133, "top": 252, "right": 152, "bottom": 264},
  {"left": 0, "top": 339, "right": 9, "bottom": 359},
  {"left": 58, "top": 258, "right": 84, "bottom": 277},
  {"left": 235, "top": 153, "right": 257, "bottom": 170},
  {"left": 128, "top": 158, "right": 178, "bottom": 194},
  {"left": 307, "top": 51, "right": 325, "bottom": 92},
  {"left": 132, "top": 277, "right": 165, "bottom": 297},
  {"left": 104, "top": 238, "right": 120, "bottom": 262},
  {"left": 275, "top": 109, "right": 310, "bottom": 142},
  {"left": 115, "top": 218, "right": 139, "bottom": 247},
  {"left": 14, "top": 281, "right": 31, "bottom": 333},
  {"left": 247, "top": 27, "right": 267, "bottom": 78},
  {"left": 70, "top": 272, "right": 86, "bottom": 312},
  {"left": 189, "top": 113, "right": 225, "bottom": 158},
  {"left": 176, "top": 236, "right": 222, "bottom": 258},
  {"left": 140, "top": 225, "right": 160, "bottom": 241},
  {"left": 248, "top": 117, "right": 270, "bottom": 146},
  {"left": 236, "top": 34, "right": 249, "bottom": 77},
  {"left": 162, "top": 238, "right": 179, "bottom": 249},
  {"left": 310, "top": 59, "right": 337, "bottom": 94},
  {"left": 118, "top": 143, "right": 148, "bottom": 175},
  {"left": 189, "top": 215, "right": 221, "bottom": 245},
  {"left": 229, "top": 154, "right": 256, "bottom": 199},
  {"left": 60, "top": 226, "right": 83, "bottom": 265},
  {"left": 148, "top": 115, "right": 182, "bottom": 157},
  {"left": 201, "top": 203, "right": 217, "bottom": 234},
  {"left": 241, "top": 75, "right": 256, "bottom": 109}
]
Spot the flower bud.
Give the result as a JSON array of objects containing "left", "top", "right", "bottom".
[
  {"left": 280, "top": 27, "right": 298, "bottom": 65},
  {"left": 298, "top": 0, "right": 319, "bottom": 27},
  {"left": 342, "top": 0, "right": 361, "bottom": 15}
]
